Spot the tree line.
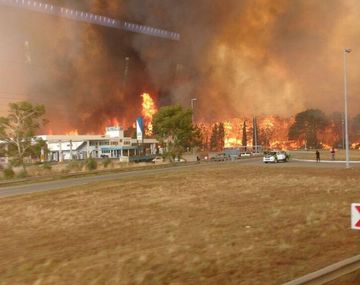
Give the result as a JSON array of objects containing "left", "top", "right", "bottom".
[
  {"left": 288, "top": 109, "right": 360, "bottom": 149},
  {"left": 2, "top": 101, "right": 360, "bottom": 171}
]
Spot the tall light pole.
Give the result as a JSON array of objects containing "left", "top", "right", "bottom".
[
  {"left": 123, "top": 56, "right": 130, "bottom": 89},
  {"left": 191, "top": 98, "right": 197, "bottom": 123},
  {"left": 344, "top": 48, "right": 352, "bottom": 168}
]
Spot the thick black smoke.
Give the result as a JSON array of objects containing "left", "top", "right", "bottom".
[{"left": 0, "top": 0, "right": 359, "bottom": 133}]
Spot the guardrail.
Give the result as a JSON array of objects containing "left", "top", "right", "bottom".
[{"left": 282, "top": 255, "right": 360, "bottom": 285}]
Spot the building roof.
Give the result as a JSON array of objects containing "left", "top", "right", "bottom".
[
  {"left": 37, "top": 135, "right": 158, "bottom": 144},
  {"left": 37, "top": 135, "right": 109, "bottom": 142}
]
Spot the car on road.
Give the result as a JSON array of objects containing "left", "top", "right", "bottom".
[
  {"left": 152, "top": 156, "right": 164, "bottom": 163},
  {"left": 211, "top": 153, "right": 230, "bottom": 161},
  {"left": 263, "top": 151, "right": 289, "bottom": 163},
  {"left": 240, "top": 151, "right": 252, "bottom": 157},
  {"left": 174, "top": 157, "right": 186, "bottom": 162}
]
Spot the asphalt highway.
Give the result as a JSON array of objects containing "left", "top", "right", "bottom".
[{"left": 1, "top": 158, "right": 359, "bottom": 198}]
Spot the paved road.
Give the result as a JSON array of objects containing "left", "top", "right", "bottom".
[
  {"left": 0, "top": 163, "right": 205, "bottom": 198},
  {"left": 1, "top": 158, "right": 359, "bottom": 198},
  {"left": 242, "top": 157, "right": 360, "bottom": 168}
]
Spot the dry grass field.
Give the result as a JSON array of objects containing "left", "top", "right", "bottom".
[
  {"left": 327, "top": 270, "right": 360, "bottom": 285},
  {"left": 1, "top": 163, "right": 360, "bottom": 285}
]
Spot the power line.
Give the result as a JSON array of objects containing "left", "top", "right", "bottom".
[{"left": 0, "top": 0, "right": 180, "bottom": 41}]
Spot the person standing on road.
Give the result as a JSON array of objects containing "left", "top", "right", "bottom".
[
  {"left": 316, "top": 150, "right": 320, "bottom": 162},
  {"left": 330, "top": 147, "right": 335, "bottom": 160}
]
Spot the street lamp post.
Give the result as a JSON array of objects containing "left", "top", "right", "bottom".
[
  {"left": 342, "top": 114, "right": 345, "bottom": 150},
  {"left": 191, "top": 98, "right": 197, "bottom": 123},
  {"left": 344, "top": 48, "right": 352, "bottom": 168}
]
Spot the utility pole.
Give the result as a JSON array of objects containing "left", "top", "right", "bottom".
[
  {"left": 344, "top": 48, "right": 352, "bottom": 168},
  {"left": 123, "top": 56, "right": 130, "bottom": 90},
  {"left": 253, "top": 116, "right": 258, "bottom": 153},
  {"left": 342, "top": 113, "right": 345, "bottom": 150},
  {"left": 191, "top": 98, "right": 197, "bottom": 124}
]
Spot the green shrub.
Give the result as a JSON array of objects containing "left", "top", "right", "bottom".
[
  {"left": 10, "top": 158, "right": 22, "bottom": 167},
  {"left": 17, "top": 170, "right": 28, "bottom": 179},
  {"left": 102, "top": 158, "right": 112, "bottom": 168},
  {"left": 66, "top": 160, "right": 83, "bottom": 171},
  {"left": 85, "top": 158, "right": 97, "bottom": 171},
  {"left": 3, "top": 167, "right": 15, "bottom": 179},
  {"left": 61, "top": 169, "right": 70, "bottom": 174},
  {"left": 42, "top": 162, "right": 52, "bottom": 170}
]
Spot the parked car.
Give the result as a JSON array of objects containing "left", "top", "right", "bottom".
[
  {"left": 152, "top": 156, "right": 164, "bottom": 163},
  {"left": 211, "top": 153, "right": 230, "bottom": 161},
  {"left": 263, "top": 151, "right": 289, "bottom": 163},
  {"left": 240, "top": 151, "right": 252, "bottom": 157},
  {"left": 174, "top": 157, "right": 186, "bottom": 162}
]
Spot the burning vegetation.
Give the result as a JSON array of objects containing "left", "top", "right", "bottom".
[
  {"left": 45, "top": 92, "right": 360, "bottom": 151},
  {"left": 198, "top": 111, "right": 360, "bottom": 151},
  {"left": 1, "top": 1, "right": 360, "bottom": 149},
  {"left": 141, "top": 93, "right": 158, "bottom": 136},
  {"left": 2, "top": 1, "right": 360, "bottom": 132}
]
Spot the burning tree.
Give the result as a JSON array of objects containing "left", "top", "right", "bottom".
[
  {"left": 218, "top": 123, "right": 225, "bottom": 150},
  {"left": 0, "top": 102, "right": 47, "bottom": 169},
  {"left": 351, "top": 114, "right": 360, "bottom": 148},
  {"left": 327, "top": 112, "right": 344, "bottom": 148},
  {"left": 210, "top": 123, "right": 225, "bottom": 151},
  {"left": 209, "top": 124, "right": 218, "bottom": 151},
  {"left": 141, "top": 93, "right": 157, "bottom": 136},
  {"left": 288, "top": 109, "right": 328, "bottom": 149},
  {"left": 252, "top": 117, "right": 258, "bottom": 149},
  {"left": 152, "top": 105, "right": 201, "bottom": 159},
  {"left": 242, "top": 121, "right": 247, "bottom": 147}
]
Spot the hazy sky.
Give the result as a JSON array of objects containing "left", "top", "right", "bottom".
[{"left": 0, "top": 0, "right": 359, "bottom": 132}]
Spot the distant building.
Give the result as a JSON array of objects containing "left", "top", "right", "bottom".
[{"left": 37, "top": 127, "right": 158, "bottom": 162}]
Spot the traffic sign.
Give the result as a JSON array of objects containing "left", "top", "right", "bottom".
[{"left": 351, "top": 203, "right": 360, "bottom": 230}]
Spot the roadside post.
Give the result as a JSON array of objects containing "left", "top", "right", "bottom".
[
  {"left": 351, "top": 203, "right": 360, "bottom": 230},
  {"left": 136, "top": 116, "right": 144, "bottom": 156}
]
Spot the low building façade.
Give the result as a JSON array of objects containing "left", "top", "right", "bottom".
[{"left": 38, "top": 127, "right": 158, "bottom": 162}]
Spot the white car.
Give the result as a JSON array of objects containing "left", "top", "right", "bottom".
[
  {"left": 174, "top": 157, "right": 186, "bottom": 162},
  {"left": 152, "top": 156, "right": 164, "bottom": 163},
  {"left": 263, "top": 151, "right": 289, "bottom": 163}
]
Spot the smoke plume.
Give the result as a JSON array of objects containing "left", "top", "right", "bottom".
[{"left": 0, "top": 0, "right": 360, "bottom": 133}]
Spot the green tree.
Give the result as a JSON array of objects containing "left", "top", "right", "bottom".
[
  {"left": 242, "top": 121, "right": 247, "bottom": 147},
  {"left": 0, "top": 102, "right": 46, "bottom": 169},
  {"left": 288, "top": 109, "right": 328, "bottom": 149},
  {"left": 30, "top": 138, "right": 49, "bottom": 161},
  {"left": 152, "top": 105, "right": 201, "bottom": 159}
]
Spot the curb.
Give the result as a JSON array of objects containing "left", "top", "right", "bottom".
[{"left": 292, "top": 159, "right": 360, "bottom": 164}]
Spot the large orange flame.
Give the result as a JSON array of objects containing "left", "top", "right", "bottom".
[
  {"left": 65, "top": 129, "right": 79, "bottom": 135},
  {"left": 201, "top": 116, "right": 297, "bottom": 150},
  {"left": 141, "top": 92, "right": 157, "bottom": 136}
]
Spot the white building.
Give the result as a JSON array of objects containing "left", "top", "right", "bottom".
[{"left": 38, "top": 127, "right": 158, "bottom": 162}]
